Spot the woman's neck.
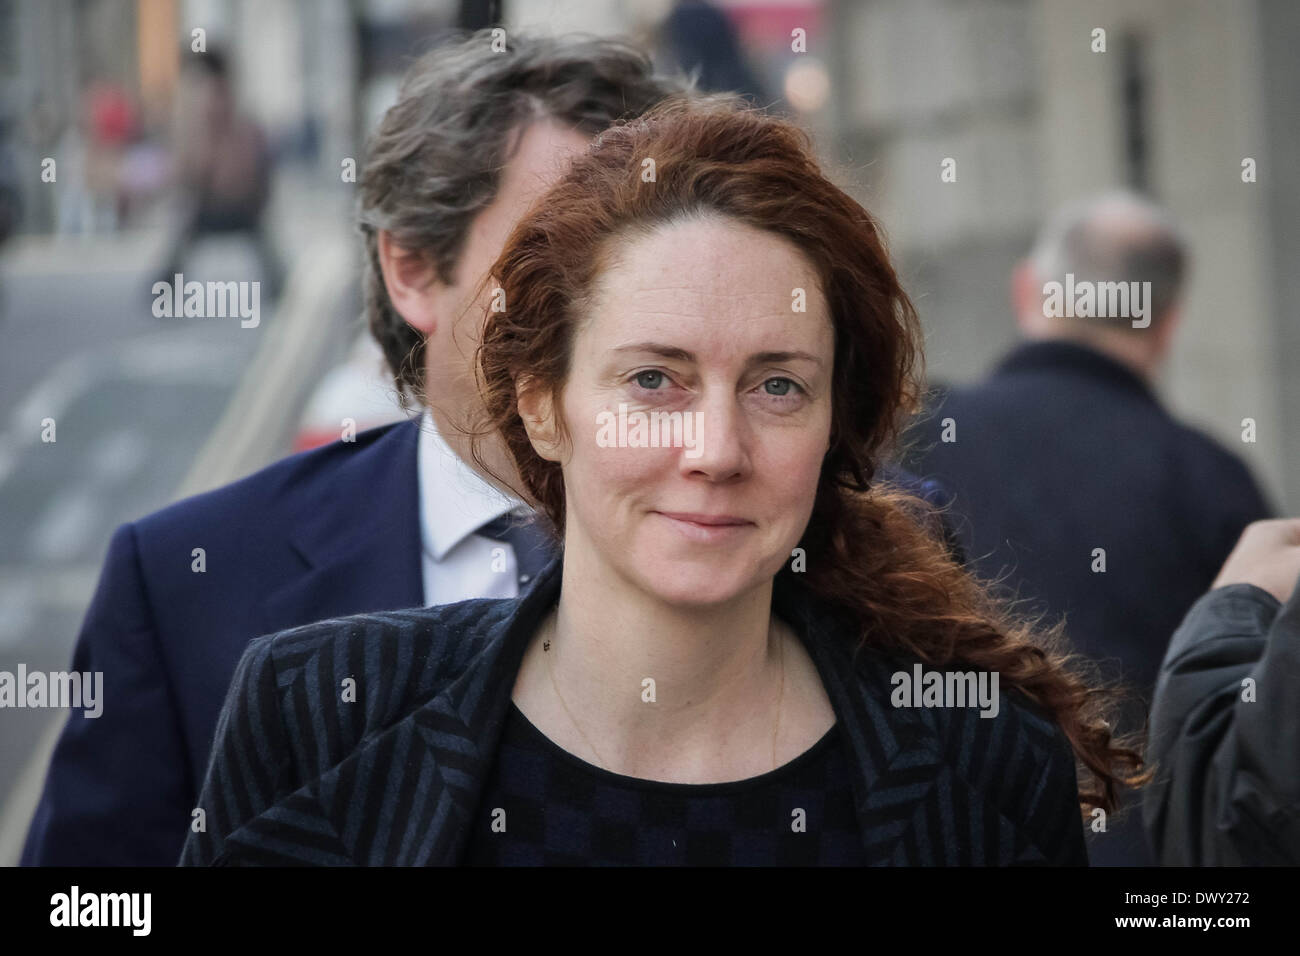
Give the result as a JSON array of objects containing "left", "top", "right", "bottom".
[{"left": 514, "top": 537, "right": 795, "bottom": 782}]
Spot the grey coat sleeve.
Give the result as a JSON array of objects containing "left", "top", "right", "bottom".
[{"left": 1143, "top": 582, "right": 1300, "bottom": 865}]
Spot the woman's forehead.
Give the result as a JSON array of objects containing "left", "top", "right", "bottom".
[
  {"left": 586, "top": 223, "right": 828, "bottom": 329},
  {"left": 607, "top": 214, "right": 817, "bottom": 279}
]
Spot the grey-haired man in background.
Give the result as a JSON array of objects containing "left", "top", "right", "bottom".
[{"left": 903, "top": 191, "right": 1274, "bottom": 866}]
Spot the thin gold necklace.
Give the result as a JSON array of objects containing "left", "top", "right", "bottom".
[
  {"left": 542, "top": 611, "right": 610, "bottom": 767},
  {"left": 541, "top": 611, "right": 787, "bottom": 774}
]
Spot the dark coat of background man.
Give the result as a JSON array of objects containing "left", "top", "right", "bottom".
[
  {"left": 22, "top": 30, "right": 956, "bottom": 868},
  {"left": 901, "top": 191, "right": 1275, "bottom": 866}
]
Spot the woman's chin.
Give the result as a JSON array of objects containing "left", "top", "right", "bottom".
[{"left": 632, "top": 562, "right": 760, "bottom": 608}]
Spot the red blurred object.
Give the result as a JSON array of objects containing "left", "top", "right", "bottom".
[
  {"left": 292, "top": 428, "right": 350, "bottom": 453},
  {"left": 87, "top": 83, "right": 137, "bottom": 146}
]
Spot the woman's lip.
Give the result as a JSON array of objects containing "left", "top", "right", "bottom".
[
  {"left": 655, "top": 512, "right": 753, "bottom": 543},
  {"left": 654, "top": 512, "right": 752, "bottom": 526}
]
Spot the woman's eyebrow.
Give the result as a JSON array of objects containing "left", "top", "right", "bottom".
[
  {"left": 610, "top": 343, "right": 694, "bottom": 361},
  {"left": 610, "top": 343, "right": 824, "bottom": 367}
]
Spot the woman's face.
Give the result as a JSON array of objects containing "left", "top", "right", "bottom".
[{"left": 544, "top": 214, "right": 835, "bottom": 607}]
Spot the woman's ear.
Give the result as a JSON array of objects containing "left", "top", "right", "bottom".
[
  {"left": 516, "top": 379, "right": 565, "bottom": 463},
  {"left": 377, "top": 230, "right": 443, "bottom": 334}
]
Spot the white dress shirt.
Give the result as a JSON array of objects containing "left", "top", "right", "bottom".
[{"left": 417, "top": 409, "right": 531, "bottom": 606}]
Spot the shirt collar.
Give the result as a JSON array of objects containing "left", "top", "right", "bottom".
[
  {"left": 993, "top": 338, "right": 1160, "bottom": 406},
  {"left": 417, "top": 408, "right": 527, "bottom": 561}
]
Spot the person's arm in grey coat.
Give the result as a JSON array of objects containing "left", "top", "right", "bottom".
[{"left": 1143, "top": 519, "right": 1300, "bottom": 865}]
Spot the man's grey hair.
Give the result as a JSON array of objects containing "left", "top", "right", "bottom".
[
  {"left": 1029, "top": 190, "right": 1190, "bottom": 329},
  {"left": 357, "top": 29, "right": 692, "bottom": 402}
]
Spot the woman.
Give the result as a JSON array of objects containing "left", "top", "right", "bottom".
[{"left": 181, "top": 96, "right": 1144, "bottom": 866}]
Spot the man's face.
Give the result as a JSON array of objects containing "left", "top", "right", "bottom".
[{"left": 423, "top": 119, "right": 590, "bottom": 432}]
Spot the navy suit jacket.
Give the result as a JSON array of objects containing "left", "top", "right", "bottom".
[
  {"left": 22, "top": 420, "right": 425, "bottom": 866},
  {"left": 23, "top": 417, "right": 959, "bottom": 866},
  {"left": 901, "top": 339, "right": 1274, "bottom": 864},
  {"left": 180, "top": 551, "right": 1087, "bottom": 866}
]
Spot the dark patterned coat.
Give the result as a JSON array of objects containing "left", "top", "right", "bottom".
[{"left": 180, "top": 554, "right": 1088, "bottom": 866}]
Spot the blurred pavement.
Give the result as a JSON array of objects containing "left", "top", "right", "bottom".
[{"left": 0, "top": 167, "right": 358, "bottom": 863}]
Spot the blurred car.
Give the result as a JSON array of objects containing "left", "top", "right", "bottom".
[{"left": 293, "top": 333, "right": 409, "bottom": 451}]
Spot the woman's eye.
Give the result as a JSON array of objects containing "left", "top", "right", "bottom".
[
  {"left": 763, "top": 377, "right": 797, "bottom": 396},
  {"left": 634, "top": 370, "right": 666, "bottom": 389}
]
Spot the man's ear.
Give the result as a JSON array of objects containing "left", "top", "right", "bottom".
[
  {"left": 516, "top": 379, "right": 565, "bottom": 463},
  {"left": 377, "top": 230, "right": 443, "bottom": 334},
  {"left": 1011, "top": 259, "right": 1043, "bottom": 335},
  {"left": 1150, "top": 303, "right": 1183, "bottom": 364}
]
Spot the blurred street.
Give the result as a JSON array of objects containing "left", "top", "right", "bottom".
[
  {"left": 0, "top": 169, "right": 355, "bottom": 857},
  {"left": 0, "top": 233, "right": 247, "bottom": 793}
]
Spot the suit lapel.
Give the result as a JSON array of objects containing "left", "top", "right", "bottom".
[{"left": 258, "top": 419, "right": 425, "bottom": 635}]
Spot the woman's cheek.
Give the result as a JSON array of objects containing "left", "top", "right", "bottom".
[
  {"left": 767, "top": 432, "right": 828, "bottom": 498},
  {"left": 569, "top": 436, "right": 669, "bottom": 509}
]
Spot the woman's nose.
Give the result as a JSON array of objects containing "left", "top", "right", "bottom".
[{"left": 681, "top": 393, "right": 751, "bottom": 481}]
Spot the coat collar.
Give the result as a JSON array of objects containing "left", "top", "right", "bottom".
[
  {"left": 368, "top": 554, "right": 915, "bottom": 865},
  {"left": 992, "top": 338, "right": 1161, "bottom": 407},
  {"left": 258, "top": 418, "right": 425, "bottom": 635}
]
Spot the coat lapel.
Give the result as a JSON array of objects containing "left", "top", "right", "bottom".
[
  {"left": 413, "top": 556, "right": 565, "bottom": 864},
  {"left": 769, "top": 574, "right": 935, "bottom": 868},
  {"left": 258, "top": 419, "right": 425, "bottom": 635},
  {"left": 307, "top": 553, "right": 565, "bottom": 865},
  {"left": 393, "top": 566, "right": 904, "bottom": 866}
]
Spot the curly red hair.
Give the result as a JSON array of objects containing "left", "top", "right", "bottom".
[{"left": 458, "top": 95, "right": 1147, "bottom": 816}]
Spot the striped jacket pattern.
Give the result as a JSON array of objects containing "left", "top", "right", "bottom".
[{"left": 180, "top": 554, "right": 1089, "bottom": 866}]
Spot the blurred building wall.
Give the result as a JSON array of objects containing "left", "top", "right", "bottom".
[
  {"left": 510, "top": 0, "right": 630, "bottom": 37},
  {"left": 179, "top": 0, "right": 360, "bottom": 175},
  {"left": 0, "top": 0, "right": 362, "bottom": 237},
  {"left": 1258, "top": 0, "right": 1300, "bottom": 518},
  {"left": 3, "top": 0, "right": 92, "bottom": 233},
  {"left": 828, "top": 0, "right": 1295, "bottom": 512}
]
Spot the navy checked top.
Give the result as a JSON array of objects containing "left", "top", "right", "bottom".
[{"left": 463, "top": 702, "right": 866, "bottom": 866}]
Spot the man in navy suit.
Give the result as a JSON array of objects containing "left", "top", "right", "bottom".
[
  {"left": 23, "top": 31, "right": 961, "bottom": 867},
  {"left": 902, "top": 192, "right": 1275, "bottom": 865}
]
